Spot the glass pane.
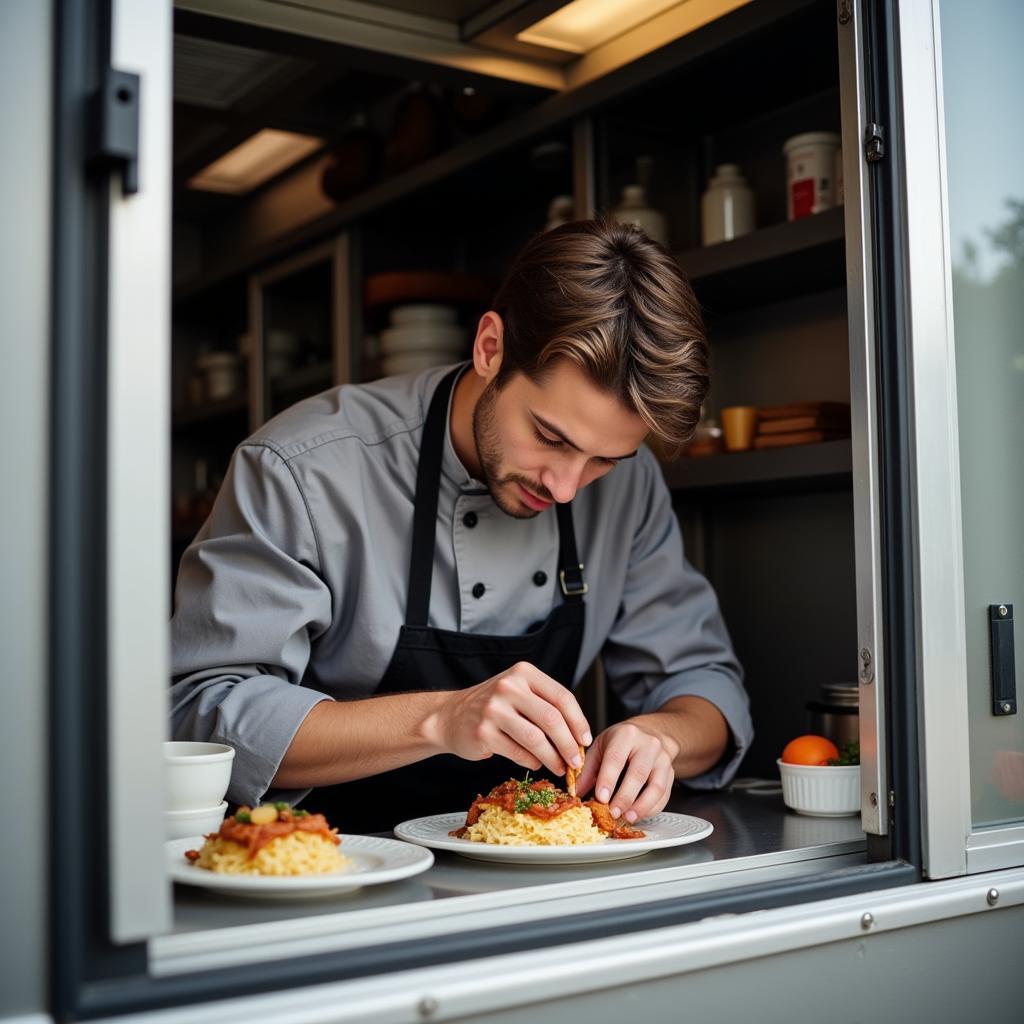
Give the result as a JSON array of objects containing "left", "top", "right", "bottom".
[
  {"left": 262, "top": 259, "right": 334, "bottom": 420},
  {"left": 940, "top": 0, "right": 1024, "bottom": 827}
]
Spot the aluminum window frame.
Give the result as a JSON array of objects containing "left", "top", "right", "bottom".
[{"left": 893, "top": 0, "right": 1024, "bottom": 878}]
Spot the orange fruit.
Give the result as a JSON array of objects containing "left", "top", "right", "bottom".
[{"left": 781, "top": 735, "right": 840, "bottom": 766}]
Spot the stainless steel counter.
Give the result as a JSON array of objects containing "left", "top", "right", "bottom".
[{"left": 152, "top": 788, "right": 865, "bottom": 976}]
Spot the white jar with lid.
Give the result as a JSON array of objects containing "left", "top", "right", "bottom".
[
  {"left": 613, "top": 184, "right": 668, "bottom": 246},
  {"left": 195, "top": 351, "right": 243, "bottom": 401},
  {"left": 701, "top": 164, "right": 755, "bottom": 245},
  {"left": 545, "top": 194, "right": 574, "bottom": 231},
  {"left": 783, "top": 132, "right": 841, "bottom": 219}
]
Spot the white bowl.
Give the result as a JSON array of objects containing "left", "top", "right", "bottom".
[
  {"left": 389, "top": 303, "right": 458, "bottom": 326},
  {"left": 777, "top": 759, "right": 860, "bottom": 817},
  {"left": 379, "top": 324, "right": 465, "bottom": 356},
  {"left": 382, "top": 351, "right": 461, "bottom": 376},
  {"left": 164, "top": 741, "right": 234, "bottom": 811},
  {"left": 165, "top": 800, "right": 228, "bottom": 840}
]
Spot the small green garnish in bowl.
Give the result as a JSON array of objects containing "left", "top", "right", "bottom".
[{"left": 827, "top": 741, "right": 860, "bottom": 766}]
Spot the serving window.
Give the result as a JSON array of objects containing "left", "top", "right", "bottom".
[{"left": 45, "top": 0, "right": 929, "bottom": 1017}]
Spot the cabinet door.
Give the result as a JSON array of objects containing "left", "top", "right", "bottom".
[
  {"left": 249, "top": 234, "right": 354, "bottom": 428},
  {"left": 898, "top": 0, "right": 1024, "bottom": 876}
]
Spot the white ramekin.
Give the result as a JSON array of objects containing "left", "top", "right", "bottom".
[
  {"left": 777, "top": 759, "right": 860, "bottom": 817},
  {"left": 164, "top": 800, "right": 228, "bottom": 840},
  {"left": 163, "top": 741, "right": 234, "bottom": 811}
]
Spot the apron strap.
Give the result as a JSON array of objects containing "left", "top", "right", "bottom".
[
  {"left": 404, "top": 365, "right": 587, "bottom": 626},
  {"left": 555, "top": 502, "right": 587, "bottom": 602},
  {"left": 405, "top": 365, "right": 462, "bottom": 627}
]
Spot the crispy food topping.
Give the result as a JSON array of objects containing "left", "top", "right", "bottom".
[
  {"left": 585, "top": 799, "right": 645, "bottom": 840},
  {"left": 565, "top": 743, "right": 585, "bottom": 798}
]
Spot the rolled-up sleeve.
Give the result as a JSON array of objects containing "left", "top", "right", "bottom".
[
  {"left": 170, "top": 442, "right": 334, "bottom": 806},
  {"left": 602, "top": 451, "right": 753, "bottom": 788}
]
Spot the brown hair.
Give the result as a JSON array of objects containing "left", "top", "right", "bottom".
[{"left": 491, "top": 217, "right": 709, "bottom": 452}]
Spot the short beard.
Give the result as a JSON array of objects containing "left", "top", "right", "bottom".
[{"left": 472, "top": 378, "right": 552, "bottom": 519}]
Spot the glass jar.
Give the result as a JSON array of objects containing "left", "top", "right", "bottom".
[
  {"left": 701, "top": 164, "right": 755, "bottom": 245},
  {"left": 613, "top": 184, "right": 668, "bottom": 246}
]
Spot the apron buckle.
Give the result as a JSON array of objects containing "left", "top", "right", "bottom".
[{"left": 559, "top": 564, "right": 588, "bottom": 597}]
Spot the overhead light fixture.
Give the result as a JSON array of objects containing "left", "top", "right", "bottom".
[
  {"left": 188, "top": 129, "right": 323, "bottom": 194},
  {"left": 516, "top": 0, "right": 685, "bottom": 54}
]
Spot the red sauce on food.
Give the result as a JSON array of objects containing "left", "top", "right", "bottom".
[{"left": 216, "top": 809, "right": 340, "bottom": 859}]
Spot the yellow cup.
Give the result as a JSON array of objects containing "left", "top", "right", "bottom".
[{"left": 721, "top": 406, "right": 757, "bottom": 451}]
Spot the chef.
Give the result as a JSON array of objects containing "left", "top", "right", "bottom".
[{"left": 170, "top": 218, "right": 752, "bottom": 833}]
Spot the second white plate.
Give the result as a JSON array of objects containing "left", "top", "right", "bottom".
[
  {"left": 166, "top": 834, "right": 434, "bottom": 898},
  {"left": 394, "top": 811, "right": 713, "bottom": 864}
]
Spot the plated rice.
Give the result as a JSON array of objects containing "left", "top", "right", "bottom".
[
  {"left": 451, "top": 778, "right": 645, "bottom": 846},
  {"left": 185, "top": 802, "right": 351, "bottom": 876}
]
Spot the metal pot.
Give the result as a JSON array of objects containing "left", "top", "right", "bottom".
[{"left": 806, "top": 682, "right": 859, "bottom": 747}]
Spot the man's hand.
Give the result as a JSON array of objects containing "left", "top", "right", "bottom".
[
  {"left": 426, "top": 661, "right": 592, "bottom": 777},
  {"left": 575, "top": 720, "right": 677, "bottom": 823},
  {"left": 574, "top": 696, "right": 730, "bottom": 823}
]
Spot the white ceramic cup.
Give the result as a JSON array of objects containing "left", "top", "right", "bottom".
[
  {"left": 164, "top": 741, "right": 234, "bottom": 811},
  {"left": 165, "top": 800, "right": 228, "bottom": 840}
]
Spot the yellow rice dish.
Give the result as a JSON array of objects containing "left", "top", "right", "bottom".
[
  {"left": 185, "top": 802, "right": 351, "bottom": 876},
  {"left": 461, "top": 803, "right": 605, "bottom": 846},
  {"left": 451, "top": 778, "right": 646, "bottom": 846}
]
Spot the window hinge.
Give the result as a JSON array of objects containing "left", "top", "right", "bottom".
[
  {"left": 87, "top": 67, "right": 140, "bottom": 196},
  {"left": 864, "top": 122, "right": 885, "bottom": 163}
]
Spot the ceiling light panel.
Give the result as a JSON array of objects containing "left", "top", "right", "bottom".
[
  {"left": 187, "top": 129, "right": 324, "bottom": 194},
  {"left": 517, "top": 0, "right": 685, "bottom": 54}
]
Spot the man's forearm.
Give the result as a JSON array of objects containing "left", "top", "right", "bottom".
[
  {"left": 272, "top": 691, "right": 449, "bottom": 789},
  {"left": 631, "top": 694, "right": 730, "bottom": 778}
]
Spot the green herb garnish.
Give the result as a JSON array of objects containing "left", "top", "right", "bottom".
[
  {"left": 234, "top": 809, "right": 252, "bottom": 823},
  {"left": 827, "top": 741, "right": 860, "bottom": 766},
  {"left": 293, "top": 809, "right": 309, "bottom": 818},
  {"left": 274, "top": 801, "right": 291, "bottom": 812},
  {"left": 514, "top": 786, "right": 557, "bottom": 813}
]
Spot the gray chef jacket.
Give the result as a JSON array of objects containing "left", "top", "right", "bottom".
[{"left": 170, "top": 364, "right": 752, "bottom": 806}]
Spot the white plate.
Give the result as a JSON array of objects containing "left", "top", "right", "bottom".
[
  {"left": 393, "top": 811, "right": 714, "bottom": 864},
  {"left": 379, "top": 324, "right": 465, "bottom": 356},
  {"left": 390, "top": 303, "right": 458, "bottom": 326},
  {"left": 166, "top": 834, "right": 434, "bottom": 899}
]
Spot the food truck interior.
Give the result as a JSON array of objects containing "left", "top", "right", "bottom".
[
  {"left": 159, "top": 0, "right": 882, "bottom": 972},
  {"left": 17, "top": 0, "right": 1019, "bottom": 1019}
]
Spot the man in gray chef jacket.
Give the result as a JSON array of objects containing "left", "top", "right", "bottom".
[{"left": 170, "top": 218, "right": 752, "bottom": 833}]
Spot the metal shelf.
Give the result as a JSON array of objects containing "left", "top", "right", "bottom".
[
  {"left": 676, "top": 207, "right": 845, "bottom": 313},
  {"left": 171, "top": 394, "right": 248, "bottom": 432},
  {"left": 660, "top": 438, "right": 852, "bottom": 496}
]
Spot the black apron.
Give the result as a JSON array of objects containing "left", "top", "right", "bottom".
[{"left": 304, "top": 366, "right": 587, "bottom": 833}]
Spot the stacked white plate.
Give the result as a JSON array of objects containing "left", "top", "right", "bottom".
[{"left": 380, "top": 304, "right": 465, "bottom": 376}]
